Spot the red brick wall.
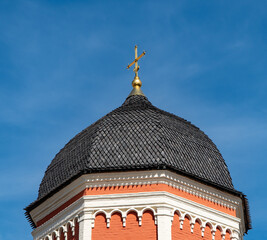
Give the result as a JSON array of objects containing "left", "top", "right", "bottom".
[
  {"left": 215, "top": 228, "right": 222, "bottom": 240},
  {"left": 67, "top": 224, "right": 73, "bottom": 240},
  {"left": 203, "top": 225, "right": 212, "bottom": 240},
  {"left": 49, "top": 210, "right": 228, "bottom": 240},
  {"left": 92, "top": 210, "right": 157, "bottom": 240},
  {"left": 171, "top": 212, "right": 227, "bottom": 240},
  {"left": 193, "top": 221, "right": 203, "bottom": 239},
  {"left": 172, "top": 213, "right": 192, "bottom": 239},
  {"left": 225, "top": 231, "right": 231, "bottom": 240},
  {"left": 60, "top": 228, "right": 64, "bottom": 240},
  {"left": 92, "top": 210, "right": 227, "bottom": 240}
]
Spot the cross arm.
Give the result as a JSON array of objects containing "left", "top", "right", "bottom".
[{"left": 127, "top": 51, "right": 146, "bottom": 69}]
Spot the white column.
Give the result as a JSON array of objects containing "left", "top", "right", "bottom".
[
  {"left": 79, "top": 210, "right": 93, "bottom": 240},
  {"left": 156, "top": 207, "right": 173, "bottom": 240}
]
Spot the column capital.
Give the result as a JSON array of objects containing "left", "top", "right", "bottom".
[
  {"left": 78, "top": 210, "right": 93, "bottom": 240},
  {"left": 78, "top": 210, "right": 93, "bottom": 222},
  {"left": 156, "top": 206, "right": 173, "bottom": 217}
]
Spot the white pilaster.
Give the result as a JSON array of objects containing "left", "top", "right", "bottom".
[
  {"left": 78, "top": 210, "right": 93, "bottom": 240},
  {"left": 156, "top": 207, "right": 173, "bottom": 240}
]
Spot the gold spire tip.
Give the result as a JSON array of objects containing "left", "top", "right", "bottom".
[{"left": 126, "top": 45, "right": 146, "bottom": 96}]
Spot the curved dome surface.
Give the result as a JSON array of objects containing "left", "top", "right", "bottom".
[{"left": 38, "top": 95, "right": 234, "bottom": 200}]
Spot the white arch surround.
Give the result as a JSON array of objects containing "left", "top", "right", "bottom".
[
  {"left": 93, "top": 210, "right": 107, "bottom": 219},
  {"left": 141, "top": 207, "right": 156, "bottom": 216},
  {"left": 193, "top": 217, "right": 203, "bottom": 226},
  {"left": 125, "top": 208, "right": 140, "bottom": 217},
  {"left": 110, "top": 209, "right": 124, "bottom": 217}
]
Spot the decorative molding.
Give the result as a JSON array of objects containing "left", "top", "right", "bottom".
[
  {"left": 31, "top": 170, "right": 242, "bottom": 225},
  {"left": 84, "top": 171, "right": 240, "bottom": 208}
]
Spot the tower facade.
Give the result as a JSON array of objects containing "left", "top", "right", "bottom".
[{"left": 25, "top": 48, "right": 250, "bottom": 240}]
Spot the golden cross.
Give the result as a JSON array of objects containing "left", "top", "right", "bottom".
[{"left": 127, "top": 45, "right": 146, "bottom": 77}]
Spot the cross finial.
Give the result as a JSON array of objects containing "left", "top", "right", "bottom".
[
  {"left": 127, "top": 45, "right": 146, "bottom": 97},
  {"left": 127, "top": 45, "right": 146, "bottom": 78}
]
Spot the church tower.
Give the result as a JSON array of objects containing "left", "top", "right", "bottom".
[{"left": 25, "top": 46, "right": 251, "bottom": 240}]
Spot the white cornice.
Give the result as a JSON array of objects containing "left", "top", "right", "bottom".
[{"left": 31, "top": 170, "right": 243, "bottom": 227}]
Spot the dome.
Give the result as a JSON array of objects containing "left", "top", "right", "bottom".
[{"left": 38, "top": 94, "right": 234, "bottom": 200}]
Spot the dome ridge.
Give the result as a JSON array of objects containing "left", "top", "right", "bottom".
[{"left": 121, "top": 95, "right": 221, "bottom": 154}]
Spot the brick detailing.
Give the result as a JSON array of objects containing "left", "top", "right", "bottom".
[
  {"left": 172, "top": 212, "right": 227, "bottom": 240},
  {"left": 67, "top": 224, "right": 73, "bottom": 240},
  {"left": 193, "top": 221, "right": 203, "bottom": 239},
  {"left": 225, "top": 231, "right": 231, "bottom": 240},
  {"left": 172, "top": 214, "right": 192, "bottom": 239},
  {"left": 215, "top": 228, "right": 222, "bottom": 240},
  {"left": 92, "top": 210, "right": 157, "bottom": 240},
  {"left": 74, "top": 218, "right": 79, "bottom": 240},
  {"left": 37, "top": 183, "right": 235, "bottom": 227},
  {"left": 203, "top": 225, "right": 212, "bottom": 240},
  {"left": 91, "top": 209, "right": 228, "bottom": 240},
  {"left": 60, "top": 228, "right": 64, "bottom": 240},
  {"left": 91, "top": 213, "right": 106, "bottom": 239}
]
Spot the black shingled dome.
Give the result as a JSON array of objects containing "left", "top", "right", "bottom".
[
  {"left": 39, "top": 95, "right": 234, "bottom": 199},
  {"left": 26, "top": 94, "right": 251, "bottom": 231}
]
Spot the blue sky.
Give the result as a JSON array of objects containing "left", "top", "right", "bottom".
[{"left": 0, "top": 0, "right": 266, "bottom": 239}]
